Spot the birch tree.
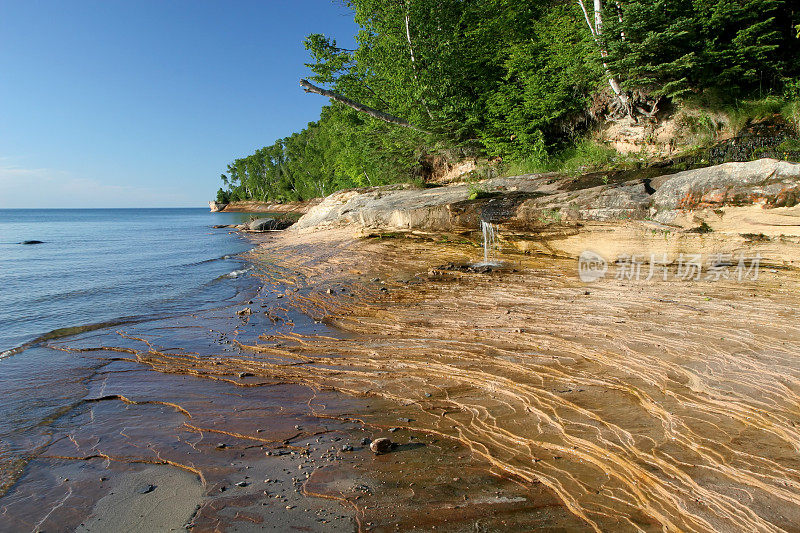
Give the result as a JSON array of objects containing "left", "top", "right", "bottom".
[{"left": 576, "top": 0, "right": 632, "bottom": 117}]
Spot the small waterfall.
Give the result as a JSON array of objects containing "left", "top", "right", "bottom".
[{"left": 480, "top": 220, "right": 499, "bottom": 265}]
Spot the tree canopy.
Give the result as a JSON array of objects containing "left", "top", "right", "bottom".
[{"left": 219, "top": 0, "right": 799, "bottom": 203}]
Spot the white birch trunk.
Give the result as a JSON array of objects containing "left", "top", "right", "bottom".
[
  {"left": 577, "top": 0, "right": 630, "bottom": 115},
  {"left": 403, "top": 1, "right": 435, "bottom": 120}
]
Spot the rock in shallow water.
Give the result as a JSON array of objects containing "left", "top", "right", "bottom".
[{"left": 369, "top": 437, "right": 393, "bottom": 454}]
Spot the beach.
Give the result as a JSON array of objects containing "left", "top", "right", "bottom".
[{"left": 2, "top": 215, "right": 800, "bottom": 531}]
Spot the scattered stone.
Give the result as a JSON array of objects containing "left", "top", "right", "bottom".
[
  {"left": 235, "top": 481, "right": 249, "bottom": 487},
  {"left": 286, "top": 505, "right": 296, "bottom": 510},
  {"left": 388, "top": 427, "right": 399, "bottom": 433},
  {"left": 424, "top": 392, "right": 432, "bottom": 398},
  {"left": 238, "top": 372, "right": 253, "bottom": 378},
  {"left": 276, "top": 294, "right": 284, "bottom": 299},
  {"left": 326, "top": 288, "right": 334, "bottom": 294},
  {"left": 216, "top": 443, "right": 228, "bottom": 449},
  {"left": 360, "top": 437, "right": 371, "bottom": 445},
  {"left": 397, "top": 417, "right": 413, "bottom": 423},
  {"left": 370, "top": 437, "right": 393, "bottom": 454},
  {"left": 341, "top": 444, "right": 354, "bottom": 452},
  {"left": 237, "top": 307, "right": 252, "bottom": 316},
  {"left": 136, "top": 484, "right": 156, "bottom": 494}
]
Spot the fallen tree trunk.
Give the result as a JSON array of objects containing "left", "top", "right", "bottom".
[{"left": 299, "top": 79, "right": 431, "bottom": 134}]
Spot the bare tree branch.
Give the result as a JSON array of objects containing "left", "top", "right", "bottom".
[{"left": 299, "top": 79, "right": 431, "bottom": 133}]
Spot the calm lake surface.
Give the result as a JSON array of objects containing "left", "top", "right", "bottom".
[{"left": 0, "top": 208, "right": 259, "bottom": 355}]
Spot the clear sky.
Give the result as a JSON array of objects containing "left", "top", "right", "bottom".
[{"left": 0, "top": 0, "right": 358, "bottom": 208}]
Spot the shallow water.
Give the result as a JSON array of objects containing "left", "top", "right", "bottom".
[
  {"left": 0, "top": 208, "right": 258, "bottom": 355},
  {"left": 0, "top": 231, "right": 565, "bottom": 532},
  {"left": 0, "top": 208, "right": 260, "bottom": 502}
]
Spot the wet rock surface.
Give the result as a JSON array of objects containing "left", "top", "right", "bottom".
[{"left": 0, "top": 254, "right": 573, "bottom": 532}]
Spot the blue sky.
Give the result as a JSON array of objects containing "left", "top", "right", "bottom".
[{"left": 0, "top": 1, "right": 358, "bottom": 208}]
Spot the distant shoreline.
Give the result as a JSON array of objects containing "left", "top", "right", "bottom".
[{"left": 211, "top": 198, "right": 320, "bottom": 214}]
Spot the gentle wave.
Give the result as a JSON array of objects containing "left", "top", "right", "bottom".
[
  {"left": 0, "top": 319, "right": 138, "bottom": 361},
  {"left": 220, "top": 266, "right": 253, "bottom": 279}
]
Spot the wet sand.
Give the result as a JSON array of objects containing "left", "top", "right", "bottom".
[{"left": 2, "top": 226, "right": 800, "bottom": 531}]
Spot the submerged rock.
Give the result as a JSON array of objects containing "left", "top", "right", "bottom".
[{"left": 370, "top": 437, "right": 393, "bottom": 454}]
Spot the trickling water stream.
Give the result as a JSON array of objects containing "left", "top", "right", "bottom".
[{"left": 479, "top": 219, "right": 500, "bottom": 266}]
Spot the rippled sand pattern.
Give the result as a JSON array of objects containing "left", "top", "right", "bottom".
[{"left": 228, "top": 230, "right": 800, "bottom": 532}]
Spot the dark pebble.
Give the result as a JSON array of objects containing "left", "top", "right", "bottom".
[{"left": 136, "top": 484, "right": 156, "bottom": 494}]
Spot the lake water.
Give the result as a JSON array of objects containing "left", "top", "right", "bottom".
[{"left": 0, "top": 208, "right": 259, "bottom": 356}]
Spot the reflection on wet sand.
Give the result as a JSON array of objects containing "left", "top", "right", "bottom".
[{"left": 3, "top": 228, "right": 800, "bottom": 532}]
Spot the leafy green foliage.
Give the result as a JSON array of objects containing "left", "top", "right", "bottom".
[
  {"left": 480, "top": 4, "right": 599, "bottom": 158},
  {"left": 215, "top": 188, "right": 230, "bottom": 203},
  {"left": 220, "top": 0, "right": 800, "bottom": 202},
  {"left": 605, "top": 0, "right": 798, "bottom": 97},
  {"left": 222, "top": 104, "right": 431, "bottom": 202}
]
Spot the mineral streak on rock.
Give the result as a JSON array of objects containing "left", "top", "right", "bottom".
[{"left": 230, "top": 227, "right": 800, "bottom": 531}]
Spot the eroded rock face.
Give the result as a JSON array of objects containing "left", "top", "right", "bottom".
[
  {"left": 651, "top": 159, "right": 800, "bottom": 212},
  {"left": 292, "top": 159, "right": 800, "bottom": 237}
]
